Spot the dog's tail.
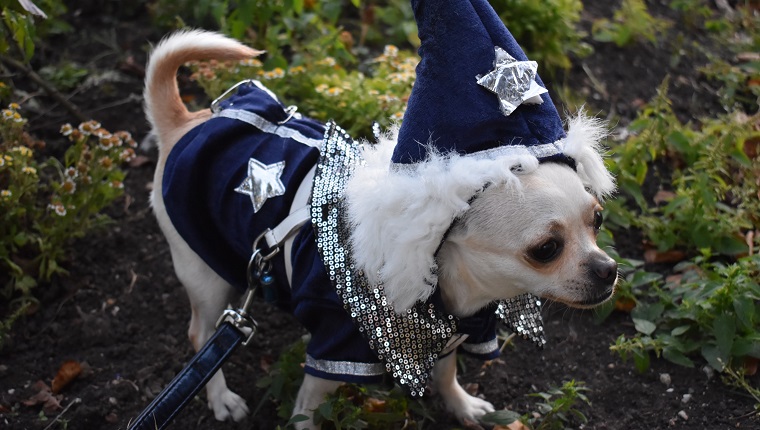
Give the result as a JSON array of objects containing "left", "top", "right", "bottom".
[{"left": 144, "top": 29, "right": 261, "bottom": 154}]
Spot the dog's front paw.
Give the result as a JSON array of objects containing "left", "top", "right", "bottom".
[
  {"left": 441, "top": 387, "right": 495, "bottom": 425},
  {"left": 208, "top": 389, "right": 250, "bottom": 422}
]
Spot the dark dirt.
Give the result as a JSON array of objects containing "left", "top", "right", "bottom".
[{"left": 2, "top": 1, "right": 759, "bottom": 430}]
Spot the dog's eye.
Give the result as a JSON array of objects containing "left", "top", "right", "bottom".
[
  {"left": 593, "top": 211, "right": 603, "bottom": 231},
  {"left": 530, "top": 240, "right": 562, "bottom": 263}
]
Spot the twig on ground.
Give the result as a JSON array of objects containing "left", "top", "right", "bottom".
[
  {"left": 499, "top": 333, "right": 517, "bottom": 353},
  {"left": 42, "top": 397, "right": 81, "bottom": 430},
  {"left": 0, "top": 54, "right": 88, "bottom": 123}
]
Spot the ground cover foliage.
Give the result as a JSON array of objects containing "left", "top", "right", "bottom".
[{"left": 0, "top": 0, "right": 759, "bottom": 429}]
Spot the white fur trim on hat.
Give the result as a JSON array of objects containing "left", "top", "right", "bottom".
[{"left": 344, "top": 113, "right": 615, "bottom": 313}]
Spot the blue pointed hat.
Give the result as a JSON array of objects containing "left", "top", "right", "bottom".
[
  {"left": 394, "top": 0, "right": 566, "bottom": 164},
  {"left": 343, "top": 0, "right": 615, "bottom": 314}
]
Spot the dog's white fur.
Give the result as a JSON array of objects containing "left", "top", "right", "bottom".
[{"left": 144, "top": 30, "right": 618, "bottom": 429}]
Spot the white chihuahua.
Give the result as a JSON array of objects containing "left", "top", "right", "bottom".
[{"left": 143, "top": 30, "right": 617, "bottom": 429}]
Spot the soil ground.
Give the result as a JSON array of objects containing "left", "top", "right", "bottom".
[{"left": 1, "top": 1, "right": 759, "bottom": 429}]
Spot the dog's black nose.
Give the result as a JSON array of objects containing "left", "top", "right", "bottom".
[{"left": 589, "top": 256, "right": 618, "bottom": 283}]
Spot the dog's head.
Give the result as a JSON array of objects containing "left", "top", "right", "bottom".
[
  {"left": 437, "top": 161, "right": 617, "bottom": 317},
  {"left": 346, "top": 114, "right": 616, "bottom": 317}
]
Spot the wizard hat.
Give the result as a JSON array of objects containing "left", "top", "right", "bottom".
[{"left": 344, "top": 0, "right": 615, "bottom": 312}]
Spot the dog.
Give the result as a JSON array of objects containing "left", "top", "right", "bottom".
[{"left": 143, "top": 28, "right": 618, "bottom": 429}]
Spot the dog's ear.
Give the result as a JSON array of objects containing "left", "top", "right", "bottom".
[
  {"left": 562, "top": 111, "right": 616, "bottom": 200},
  {"left": 345, "top": 128, "right": 535, "bottom": 313}
]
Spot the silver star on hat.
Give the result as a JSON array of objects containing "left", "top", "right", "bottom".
[
  {"left": 235, "top": 158, "right": 286, "bottom": 212},
  {"left": 476, "top": 46, "right": 547, "bottom": 117}
]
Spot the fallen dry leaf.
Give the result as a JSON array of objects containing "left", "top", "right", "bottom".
[
  {"left": 653, "top": 190, "right": 677, "bottom": 205},
  {"left": 51, "top": 360, "right": 82, "bottom": 394},
  {"left": 737, "top": 52, "right": 760, "bottom": 62},
  {"left": 128, "top": 155, "right": 152, "bottom": 168},
  {"left": 744, "top": 357, "right": 758, "bottom": 376},
  {"left": 744, "top": 136, "right": 760, "bottom": 159},
  {"left": 615, "top": 297, "right": 636, "bottom": 312},
  {"left": 260, "top": 355, "right": 274, "bottom": 373},
  {"left": 665, "top": 273, "right": 684, "bottom": 285},
  {"left": 22, "top": 380, "right": 62, "bottom": 413},
  {"left": 363, "top": 397, "right": 387, "bottom": 413},
  {"left": 494, "top": 421, "right": 531, "bottom": 430},
  {"left": 644, "top": 248, "right": 687, "bottom": 264}
]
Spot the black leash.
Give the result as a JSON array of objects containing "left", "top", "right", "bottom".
[
  {"left": 127, "top": 321, "right": 248, "bottom": 430},
  {"left": 128, "top": 230, "right": 282, "bottom": 430}
]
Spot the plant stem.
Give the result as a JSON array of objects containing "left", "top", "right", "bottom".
[{"left": 0, "top": 54, "right": 88, "bottom": 123}]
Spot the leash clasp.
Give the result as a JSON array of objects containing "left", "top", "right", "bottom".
[
  {"left": 217, "top": 304, "right": 258, "bottom": 346},
  {"left": 215, "top": 229, "right": 280, "bottom": 346}
]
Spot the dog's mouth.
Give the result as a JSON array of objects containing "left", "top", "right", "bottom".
[
  {"left": 577, "top": 288, "right": 616, "bottom": 307},
  {"left": 543, "top": 286, "right": 616, "bottom": 309}
]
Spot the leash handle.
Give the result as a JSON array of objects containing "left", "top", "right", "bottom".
[{"left": 127, "top": 322, "right": 244, "bottom": 430}]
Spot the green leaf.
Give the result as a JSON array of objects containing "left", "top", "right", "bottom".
[
  {"left": 733, "top": 297, "right": 755, "bottom": 331},
  {"left": 481, "top": 409, "right": 522, "bottom": 425},
  {"left": 666, "top": 130, "right": 691, "bottom": 156},
  {"left": 714, "top": 236, "right": 749, "bottom": 256},
  {"left": 701, "top": 344, "right": 726, "bottom": 371},
  {"left": 631, "top": 302, "right": 665, "bottom": 321},
  {"left": 292, "top": 0, "right": 304, "bottom": 14},
  {"left": 633, "top": 349, "right": 651, "bottom": 373},
  {"left": 663, "top": 346, "right": 694, "bottom": 368},
  {"left": 628, "top": 271, "right": 662, "bottom": 289},
  {"left": 593, "top": 300, "right": 616, "bottom": 324},
  {"left": 317, "top": 401, "right": 334, "bottom": 420},
  {"left": 264, "top": 55, "right": 289, "bottom": 70},
  {"left": 731, "top": 338, "right": 760, "bottom": 358},
  {"left": 713, "top": 314, "right": 736, "bottom": 358},
  {"left": 633, "top": 318, "right": 657, "bottom": 335},
  {"left": 670, "top": 325, "right": 691, "bottom": 337}
]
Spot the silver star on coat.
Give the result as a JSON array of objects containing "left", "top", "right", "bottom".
[
  {"left": 476, "top": 46, "right": 547, "bottom": 116},
  {"left": 235, "top": 158, "right": 286, "bottom": 212}
]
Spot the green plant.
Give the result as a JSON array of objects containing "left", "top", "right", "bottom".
[
  {"left": 483, "top": 380, "right": 591, "bottom": 430},
  {"left": 255, "top": 339, "right": 308, "bottom": 420},
  {"left": 611, "top": 255, "right": 760, "bottom": 376},
  {"left": 0, "top": 107, "right": 133, "bottom": 345},
  {"left": 699, "top": 6, "right": 760, "bottom": 113},
  {"left": 151, "top": 0, "right": 358, "bottom": 69},
  {"left": 606, "top": 79, "right": 760, "bottom": 257},
  {"left": 190, "top": 45, "right": 417, "bottom": 139},
  {"left": 723, "top": 364, "right": 760, "bottom": 413},
  {"left": 369, "top": 0, "right": 418, "bottom": 49},
  {"left": 592, "top": 0, "right": 671, "bottom": 47},
  {"left": 312, "top": 385, "right": 418, "bottom": 430},
  {"left": 0, "top": 0, "right": 71, "bottom": 62},
  {"left": 38, "top": 61, "right": 89, "bottom": 92},
  {"left": 491, "top": 0, "right": 591, "bottom": 73}
]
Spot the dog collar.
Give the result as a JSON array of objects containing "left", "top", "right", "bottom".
[{"left": 311, "top": 121, "right": 546, "bottom": 396}]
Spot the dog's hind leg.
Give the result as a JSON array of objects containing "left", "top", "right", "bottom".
[
  {"left": 169, "top": 236, "right": 250, "bottom": 422},
  {"left": 432, "top": 351, "right": 495, "bottom": 425}
]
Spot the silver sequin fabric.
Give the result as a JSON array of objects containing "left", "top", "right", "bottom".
[
  {"left": 311, "top": 121, "right": 545, "bottom": 395},
  {"left": 497, "top": 294, "right": 546, "bottom": 347}
]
